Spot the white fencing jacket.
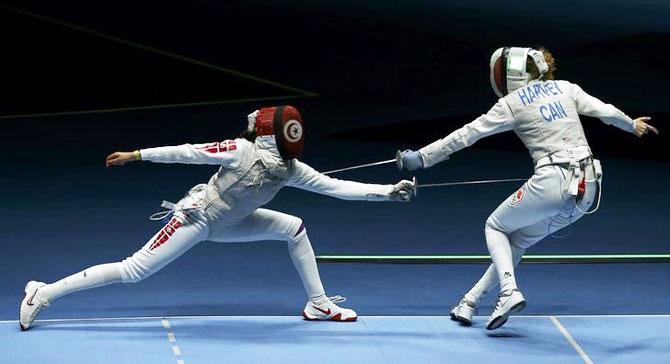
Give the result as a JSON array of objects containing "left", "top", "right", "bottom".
[
  {"left": 140, "top": 136, "right": 394, "bottom": 226},
  {"left": 420, "top": 80, "right": 636, "bottom": 167}
]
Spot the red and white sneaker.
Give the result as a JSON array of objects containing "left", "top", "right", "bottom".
[
  {"left": 19, "top": 281, "right": 49, "bottom": 331},
  {"left": 302, "top": 295, "right": 357, "bottom": 322}
]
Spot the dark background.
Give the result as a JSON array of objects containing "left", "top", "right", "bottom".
[
  {"left": 0, "top": 0, "right": 667, "bottom": 161},
  {"left": 0, "top": 1, "right": 668, "bottom": 318}
]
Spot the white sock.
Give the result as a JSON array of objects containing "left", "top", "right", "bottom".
[
  {"left": 287, "top": 230, "right": 326, "bottom": 303},
  {"left": 485, "top": 224, "right": 518, "bottom": 293},
  {"left": 464, "top": 246, "right": 526, "bottom": 303},
  {"left": 39, "top": 263, "right": 123, "bottom": 302}
]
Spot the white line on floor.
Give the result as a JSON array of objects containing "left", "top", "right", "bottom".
[
  {"left": 161, "top": 318, "right": 185, "bottom": 364},
  {"left": 551, "top": 316, "right": 594, "bottom": 364}
]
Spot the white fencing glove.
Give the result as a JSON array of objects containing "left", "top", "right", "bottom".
[
  {"left": 400, "top": 149, "right": 424, "bottom": 171},
  {"left": 247, "top": 110, "right": 259, "bottom": 133},
  {"left": 389, "top": 179, "right": 416, "bottom": 202}
]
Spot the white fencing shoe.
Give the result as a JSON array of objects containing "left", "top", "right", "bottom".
[
  {"left": 450, "top": 298, "right": 477, "bottom": 326},
  {"left": 486, "top": 289, "right": 526, "bottom": 330},
  {"left": 19, "top": 281, "right": 49, "bottom": 331},
  {"left": 302, "top": 295, "right": 357, "bottom": 322}
]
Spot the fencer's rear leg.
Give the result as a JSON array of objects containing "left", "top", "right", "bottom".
[{"left": 20, "top": 215, "right": 208, "bottom": 330}]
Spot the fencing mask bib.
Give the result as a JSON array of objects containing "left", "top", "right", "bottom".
[
  {"left": 254, "top": 105, "right": 305, "bottom": 160},
  {"left": 489, "top": 47, "right": 549, "bottom": 97}
]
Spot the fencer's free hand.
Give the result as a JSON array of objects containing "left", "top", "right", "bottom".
[
  {"left": 105, "top": 151, "right": 136, "bottom": 167},
  {"left": 246, "top": 110, "right": 259, "bottom": 132},
  {"left": 633, "top": 117, "right": 659, "bottom": 138},
  {"left": 399, "top": 149, "right": 424, "bottom": 171},
  {"left": 389, "top": 179, "right": 416, "bottom": 202}
]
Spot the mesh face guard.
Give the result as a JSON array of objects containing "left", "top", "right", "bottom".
[{"left": 489, "top": 47, "right": 549, "bottom": 97}]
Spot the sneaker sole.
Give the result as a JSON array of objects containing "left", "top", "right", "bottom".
[
  {"left": 486, "top": 300, "right": 526, "bottom": 330},
  {"left": 19, "top": 284, "right": 30, "bottom": 331},
  {"left": 450, "top": 312, "right": 472, "bottom": 326},
  {"left": 486, "top": 315, "right": 508, "bottom": 330},
  {"left": 510, "top": 300, "right": 526, "bottom": 313},
  {"left": 302, "top": 311, "right": 357, "bottom": 322}
]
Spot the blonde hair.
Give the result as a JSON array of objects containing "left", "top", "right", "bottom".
[{"left": 527, "top": 47, "right": 556, "bottom": 80}]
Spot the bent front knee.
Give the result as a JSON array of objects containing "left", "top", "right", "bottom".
[
  {"left": 287, "top": 218, "right": 306, "bottom": 243},
  {"left": 485, "top": 217, "right": 502, "bottom": 234}
]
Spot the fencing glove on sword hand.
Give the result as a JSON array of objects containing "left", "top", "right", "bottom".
[
  {"left": 400, "top": 150, "right": 424, "bottom": 171},
  {"left": 389, "top": 179, "right": 416, "bottom": 202}
]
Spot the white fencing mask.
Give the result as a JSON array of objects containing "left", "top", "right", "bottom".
[{"left": 489, "top": 47, "right": 549, "bottom": 97}]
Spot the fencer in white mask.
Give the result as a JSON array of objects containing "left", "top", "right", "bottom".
[
  {"left": 399, "top": 47, "right": 658, "bottom": 330},
  {"left": 20, "top": 105, "right": 416, "bottom": 330}
]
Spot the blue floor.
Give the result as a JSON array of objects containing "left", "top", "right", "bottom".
[{"left": 2, "top": 316, "right": 669, "bottom": 363}]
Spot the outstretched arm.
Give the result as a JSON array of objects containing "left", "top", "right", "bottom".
[
  {"left": 287, "top": 160, "right": 414, "bottom": 202},
  {"left": 402, "top": 101, "right": 514, "bottom": 170},
  {"left": 106, "top": 140, "right": 241, "bottom": 167},
  {"left": 572, "top": 84, "right": 658, "bottom": 137}
]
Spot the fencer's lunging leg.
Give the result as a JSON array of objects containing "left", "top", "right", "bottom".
[
  {"left": 287, "top": 223, "right": 326, "bottom": 303},
  {"left": 208, "top": 208, "right": 357, "bottom": 321},
  {"left": 285, "top": 223, "right": 357, "bottom": 321}
]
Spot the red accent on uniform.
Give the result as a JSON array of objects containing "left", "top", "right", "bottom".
[
  {"left": 196, "top": 142, "right": 218, "bottom": 153},
  {"left": 302, "top": 310, "right": 356, "bottom": 321},
  {"left": 578, "top": 177, "right": 586, "bottom": 198},
  {"left": 196, "top": 140, "right": 237, "bottom": 154},
  {"left": 255, "top": 107, "right": 278, "bottom": 136},
  {"left": 510, "top": 187, "right": 525, "bottom": 206},
  {"left": 149, "top": 218, "right": 183, "bottom": 250}
]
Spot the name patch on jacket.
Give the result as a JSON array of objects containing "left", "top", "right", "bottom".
[
  {"left": 539, "top": 101, "right": 568, "bottom": 122},
  {"left": 516, "top": 81, "right": 568, "bottom": 122},
  {"left": 516, "top": 81, "right": 563, "bottom": 106}
]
